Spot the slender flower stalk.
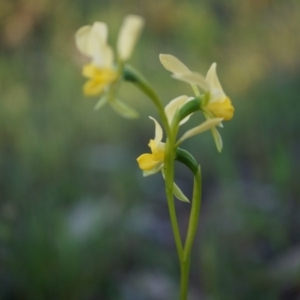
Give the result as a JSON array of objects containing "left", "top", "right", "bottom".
[{"left": 75, "top": 14, "right": 234, "bottom": 300}]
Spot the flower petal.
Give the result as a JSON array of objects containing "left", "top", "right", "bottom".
[
  {"left": 173, "top": 181, "right": 190, "bottom": 203},
  {"left": 137, "top": 153, "right": 161, "bottom": 171},
  {"left": 173, "top": 71, "right": 210, "bottom": 91},
  {"left": 149, "top": 117, "right": 163, "bottom": 143},
  {"left": 211, "top": 126, "right": 223, "bottom": 152},
  {"left": 94, "top": 96, "right": 108, "bottom": 110},
  {"left": 117, "top": 15, "right": 144, "bottom": 61},
  {"left": 75, "top": 22, "right": 108, "bottom": 57},
  {"left": 75, "top": 25, "right": 91, "bottom": 56},
  {"left": 161, "top": 171, "right": 190, "bottom": 202},
  {"left": 159, "top": 54, "right": 190, "bottom": 75},
  {"left": 142, "top": 163, "right": 164, "bottom": 177},
  {"left": 92, "top": 44, "right": 114, "bottom": 68},
  {"left": 164, "top": 95, "right": 190, "bottom": 125},
  {"left": 83, "top": 78, "right": 106, "bottom": 96},
  {"left": 206, "top": 62, "right": 224, "bottom": 93},
  {"left": 110, "top": 99, "right": 139, "bottom": 119},
  {"left": 176, "top": 118, "right": 223, "bottom": 145}
]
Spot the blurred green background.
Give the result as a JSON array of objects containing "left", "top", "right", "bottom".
[{"left": 0, "top": 0, "right": 300, "bottom": 299}]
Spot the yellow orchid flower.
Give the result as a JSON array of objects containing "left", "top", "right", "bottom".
[
  {"left": 137, "top": 95, "right": 190, "bottom": 176},
  {"left": 137, "top": 96, "right": 222, "bottom": 202},
  {"left": 75, "top": 15, "right": 144, "bottom": 118},
  {"left": 159, "top": 54, "right": 234, "bottom": 152},
  {"left": 137, "top": 117, "right": 166, "bottom": 176}
]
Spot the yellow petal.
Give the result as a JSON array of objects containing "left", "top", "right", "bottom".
[
  {"left": 205, "top": 97, "right": 234, "bottom": 120},
  {"left": 159, "top": 54, "right": 190, "bottom": 75},
  {"left": 117, "top": 15, "right": 144, "bottom": 61},
  {"left": 83, "top": 79, "right": 106, "bottom": 96},
  {"left": 82, "top": 64, "right": 100, "bottom": 78},
  {"left": 137, "top": 153, "right": 161, "bottom": 171},
  {"left": 148, "top": 140, "right": 165, "bottom": 161},
  {"left": 82, "top": 64, "right": 118, "bottom": 97},
  {"left": 149, "top": 117, "right": 163, "bottom": 143}
]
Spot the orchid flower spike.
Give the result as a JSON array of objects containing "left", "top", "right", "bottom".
[{"left": 75, "top": 15, "right": 144, "bottom": 118}]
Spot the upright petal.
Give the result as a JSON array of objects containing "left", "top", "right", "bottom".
[
  {"left": 164, "top": 95, "right": 191, "bottom": 125},
  {"left": 149, "top": 117, "right": 163, "bottom": 143},
  {"left": 205, "top": 63, "right": 224, "bottom": 92},
  {"left": 117, "top": 15, "right": 144, "bottom": 61},
  {"left": 159, "top": 54, "right": 190, "bottom": 75},
  {"left": 92, "top": 44, "right": 114, "bottom": 69},
  {"left": 75, "top": 22, "right": 108, "bottom": 57}
]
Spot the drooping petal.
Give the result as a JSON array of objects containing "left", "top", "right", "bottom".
[
  {"left": 173, "top": 181, "right": 190, "bottom": 202},
  {"left": 161, "top": 170, "right": 190, "bottom": 202},
  {"left": 94, "top": 96, "right": 108, "bottom": 110},
  {"left": 176, "top": 118, "right": 223, "bottom": 145},
  {"left": 149, "top": 117, "right": 163, "bottom": 143},
  {"left": 159, "top": 54, "right": 190, "bottom": 75},
  {"left": 142, "top": 163, "right": 164, "bottom": 176},
  {"left": 173, "top": 71, "right": 210, "bottom": 91},
  {"left": 211, "top": 126, "right": 223, "bottom": 152},
  {"left": 110, "top": 99, "right": 139, "bottom": 119},
  {"left": 164, "top": 95, "right": 191, "bottom": 125},
  {"left": 117, "top": 15, "right": 144, "bottom": 61},
  {"left": 75, "top": 22, "right": 108, "bottom": 57}
]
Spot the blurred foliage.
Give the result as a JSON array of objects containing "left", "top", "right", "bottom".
[{"left": 0, "top": 0, "right": 300, "bottom": 299}]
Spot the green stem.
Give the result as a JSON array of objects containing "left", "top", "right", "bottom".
[
  {"left": 164, "top": 135, "right": 183, "bottom": 261},
  {"left": 180, "top": 257, "right": 191, "bottom": 300},
  {"left": 124, "top": 64, "right": 183, "bottom": 260},
  {"left": 184, "top": 167, "right": 202, "bottom": 261},
  {"left": 178, "top": 167, "right": 202, "bottom": 299}
]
